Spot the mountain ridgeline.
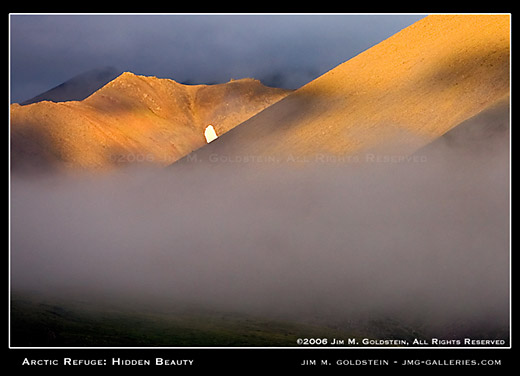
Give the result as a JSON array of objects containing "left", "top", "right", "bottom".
[{"left": 10, "top": 73, "right": 291, "bottom": 172}]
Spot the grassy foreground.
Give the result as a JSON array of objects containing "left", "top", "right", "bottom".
[
  {"left": 10, "top": 292, "right": 360, "bottom": 347},
  {"left": 11, "top": 292, "right": 508, "bottom": 348}
]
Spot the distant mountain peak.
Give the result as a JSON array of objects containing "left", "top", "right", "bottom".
[{"left": 20, "top": 66, "right": 123, "bottom": 105}]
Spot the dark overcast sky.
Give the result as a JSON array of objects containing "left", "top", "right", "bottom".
[{"left": 9, "top": 14, "right": 425, "bottom": 103}]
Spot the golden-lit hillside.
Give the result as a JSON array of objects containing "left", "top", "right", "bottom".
[
  {"left": 10, "top": 73, "right": 291, "bottom": 172},
  {"left": 184, "top": 15, "right": 510, "bottom": 163},
  {"left": 11, "top": 15, "right": 510, "bottom": 173}
]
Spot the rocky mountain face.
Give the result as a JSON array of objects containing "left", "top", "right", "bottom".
[{"left": 10, "top": 73, "right": 291, "bottom": 172}]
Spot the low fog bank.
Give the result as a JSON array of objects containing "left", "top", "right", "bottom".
[{"left": 10, "top": 132, "right": 510, "bottom": 337}]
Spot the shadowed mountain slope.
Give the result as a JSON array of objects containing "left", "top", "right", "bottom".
[{"left": 418, "top": 93, "right": 509, "bottom": 158}]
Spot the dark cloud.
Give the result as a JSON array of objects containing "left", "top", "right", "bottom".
[{"left": 9, "top": 14, "right": 425, "bottom": 103}]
